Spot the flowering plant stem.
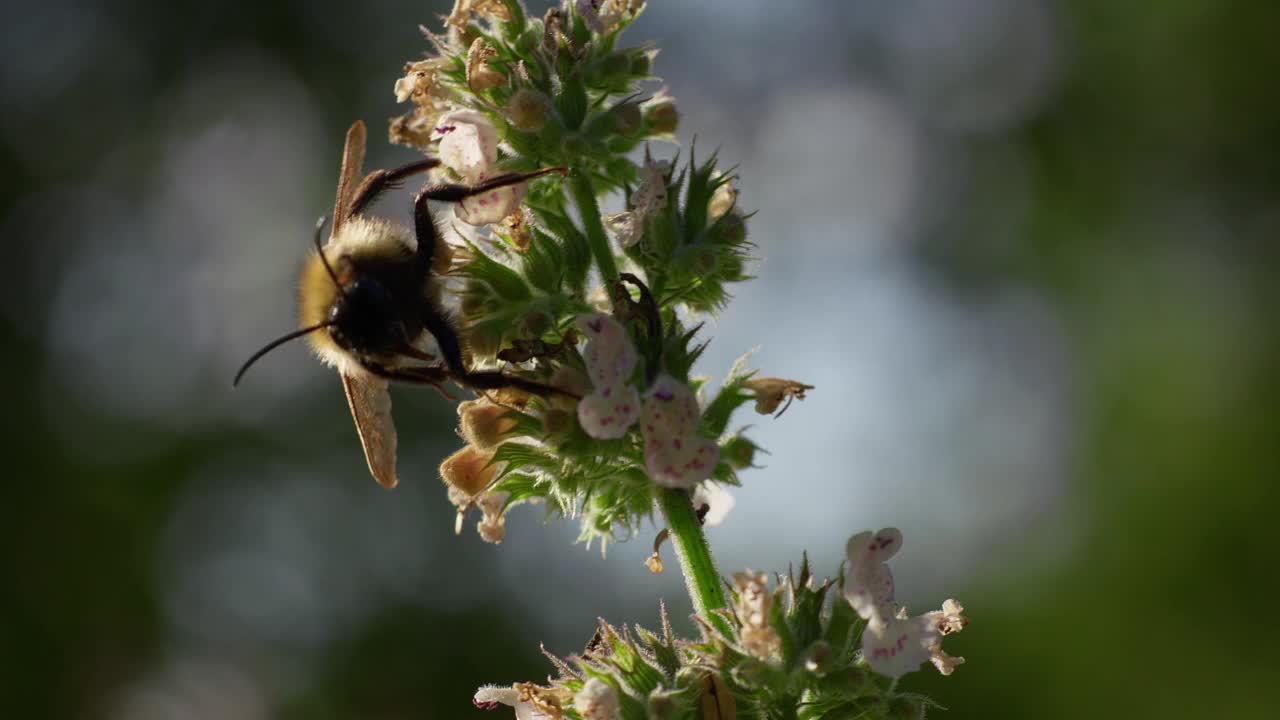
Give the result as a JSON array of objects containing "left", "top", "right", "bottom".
[
  {"left": 567, "top": 169, "right": 620, "bottom": 286},
  {"left": 657, "top": 487, "right": 734, "bottom": 637}
]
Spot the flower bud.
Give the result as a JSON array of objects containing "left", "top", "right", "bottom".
[
  {"left": 457, "top": 399, "right": 517, "bottom": 449},
  {"left": 560, "top": 132, "right": 590, "bottom": 156},
  {"left": 541, "top": 407, "right": 575, "bottom": 436},
  {"left": 630, "top": 51, "right": 652, "bottom": 77},
  {"left": 439, "top": 445, "right": 497, "bottom": 500},
  {"left": 674, "top": 245, "right": 719, "bottom": 276},
  {"left": 505, "top": 88, "right": 550, "bottom": 131},
  {"left": 720, "top": 435, "right": 757, "bottom": 470},
  {"left": 608, "top": 101, "right": 644, "bottom": 136},
  {"left": 825, "top": 667, "right": 874, "bottom": 696},
  {"left": 708, "top": 172, "right": 737, "bottom": 221},
  {"left": 647, "top": 689, "right": 683, "bottom": 720},
  {"left": 642, "top": 92, "right": 678, "bottom": 136},
  {"left": 517, "top": 306, "right": 554, "bottom": 337},
  {"left": 802, "top": 641, "right": 834, "bottom": 675},
  {"left": 573, "top": 678, "right": 619, "bottom": 720},
  {"left": 710, "top": 209, "right": 747, "bottom": 245}
]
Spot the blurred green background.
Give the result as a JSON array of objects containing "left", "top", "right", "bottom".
[{"left": 2, "top": 1, "right": 1277, "bottom": 717}]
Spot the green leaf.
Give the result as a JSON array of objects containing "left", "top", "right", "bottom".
[
  {"left": 556, "top": 73, "right": 588, "bottom": 129},
  {"left": 491, "top": 442, "right": 559, "bottom": 480},
  {"left": 521, "top": 229, "right": 566, "bottom": 293},
  {"left": 492, "top": 473, "right": 546, "bottom": 506},
  {"left": 458, "top": 242, "right": 532, "bottom": 302}
]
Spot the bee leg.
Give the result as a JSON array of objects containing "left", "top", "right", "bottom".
[
  {"left": 458, "top": 370, "right": 580, "bottom": 401},
  {"left": 366, "top": 364, "right": 457, "bottom": 401},
  {"left": 415, "top": 166, "right": 567, "bottom": 204},
  {"left": 347, "top": 157, "right": 442, "bottom": 218},
  {"left": 411, "top": 165, "right": 566, "bottom": 271}
]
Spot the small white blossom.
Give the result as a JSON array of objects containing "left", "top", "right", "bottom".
[
  {"left": 573, "top": 678, "right": 619, "bottom": 720},
  {"left": 861, "top": 601, "right": 968, "bottom": 679},
  {"left": 860, "top": 610, "right": 937, "bottom": 680},
  {"left": 431, "top": 110, "right": 528, "bottom": 225},
  {"left": 457, "top": 173, "right": 528, "bottom": 226},
  {"left": 474, "top": 685, "right": 555, "bottom": 720},
  {"left": 475, "top": 490, "right": 509, "bottom": 544},
  {"left": 641, "top": 375, "right": 718, "bottom": 488},
  {"left": 692, "top": 482, "right": 735, "bottom": 527},
  {"left": 575, "top": 313, "right": 641, "bottom": 439},
  {"left": 433, "top": 109, "right": 499, "bottom": 180},
  {"left": 843, "top": 528, "right": 902, "bottom": 622},
  {"left": 843, "top": 530, "right": 969, "bottom": 679}
]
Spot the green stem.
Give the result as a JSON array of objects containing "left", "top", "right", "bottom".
[
  {"left": 567, "top": 169, "right": 620, "bottom": 287},
  {"left": 658, "top": 487, "right": 733, "bottom": 637}
]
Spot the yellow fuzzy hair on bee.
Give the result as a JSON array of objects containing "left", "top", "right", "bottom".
[{"left": 298, "top": 216, "right": 415, "bottom": 377}]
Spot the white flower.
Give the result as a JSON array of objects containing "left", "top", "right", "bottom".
[
  {"left": 692, "top": 482, "right": 735, "bottom": 527},
  {"left": 861, "top": 601, "right": 968, "bottom": 679},
  {"left": 842, "top": 528, "right": 902, "bottom": 622},
  {"left": 474, "top": 685, "right": 555, "bottom": 720},
  {"left": 842, "top": 529, "right": 969, "bottom": 679},
  {"left": 431, "top": 110, "right": 530, "bottom": 226},
  {"left": 641, "top": 375, "right": 719, "bottom": 488},
  {"left": 575, "top": 313, "right": 641, "bottom": 439},
  {"left": 457, "top": 172, "right": 528, "bottom": 226},
  {"left": 433, "top": 110, "right": 499, "bottom": 180},
  {"left": 475, "top": 490, "right": 509, "bottom": 544},
  {"left": 573, "top": 678, "right": 619, "bottom": 720},
  {"left": 860, "top": 610, "right": 937, "bottom": 680}
]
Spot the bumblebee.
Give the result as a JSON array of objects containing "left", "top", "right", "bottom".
[{"left": 236, "top": 121, "right": 566, "bottom": 488}]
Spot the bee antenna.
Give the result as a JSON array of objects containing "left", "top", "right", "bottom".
[
  {"left": 313, "top": 215, "right": 347, "bottom": 296},
  {"left": 233, "top": 321, "right": 333, "bottom": 387}
]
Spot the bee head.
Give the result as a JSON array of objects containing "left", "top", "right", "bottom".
[{"left": 327, "top": 275, "right": 405, "bottom": 355}]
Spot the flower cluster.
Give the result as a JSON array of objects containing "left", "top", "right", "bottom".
[
  {"left": 383, "top": 0, "right": 772, "bottom": 548},
  {"left": 475, "top": 530, "right": 966, "bottom": 720},
  {"left": 360, "top": 1, "right": 972, "bottom": 716}
]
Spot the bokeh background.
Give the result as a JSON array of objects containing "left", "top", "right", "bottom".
[{"left": 3, "top": 0, "right": 1278, "bottom": 717}]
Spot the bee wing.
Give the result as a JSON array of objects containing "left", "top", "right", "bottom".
[
  {"left": 331, "top": 120, "right": 367, "bottom": 240},
  {"left": 341, "top": 372, "right": 399, "bottom": 488}
]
